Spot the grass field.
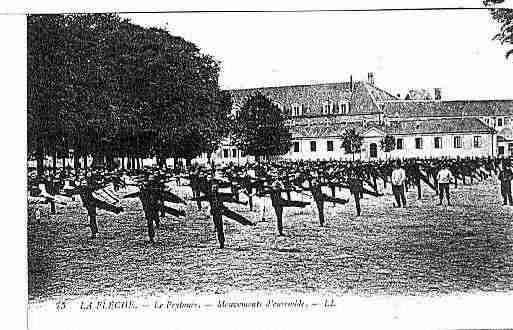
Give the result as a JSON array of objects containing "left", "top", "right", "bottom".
[{"left": 27, "top": 178, "right": 513, "bottom": 302}]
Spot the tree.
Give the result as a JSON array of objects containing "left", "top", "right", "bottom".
[
  {"left": 484, "top": 0, "right": 513, "bottom": 59},
  {"left": 341, "top": 128, "right": 363, "bottom": 161},
  {"left": 28, "top": 14, "right": 231, "bottom": 173},
  {"left": 404, "top": 89, "right": 432, "bottom": 100},
  {"left": 380, "top": 134, "right": 396, "bottom": 158},
  {"left": 231, "top": 92, "right": 292, "bottom": 162}
]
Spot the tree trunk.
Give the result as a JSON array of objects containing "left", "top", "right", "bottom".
[
  {"left": 74, "top": 152, "right": 80, "bottom": 170},
  {"left": 36, "top": 144, "right": 44, "bottom": 177},
  {"left": 83, "top": 154, "right": 88, "bottom": 172},
  {"left": 186, "top": 158, "right": 192, "bottom": 170},
  {"left": 52, "top": 150, "right": 57, "bottom": 175}
]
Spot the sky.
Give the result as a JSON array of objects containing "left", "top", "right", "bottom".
[{"left": 122, "top": 7, "right": 513, "bottom": 101}]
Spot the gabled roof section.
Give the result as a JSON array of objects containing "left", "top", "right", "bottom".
[
  {"left": 365, "top": 83, "right": 400, "bottom": 103},
  {"left": 290, "top": 121, "right": 382, "bottom": 139},
  {"left": 228, "top": 80, "right": 385, "bottom": 116},
  {"left": 381, "top": 100, "right": 513, "bottom": 118},
  {"left": 386, "top": 118, "right": 494, "bottom": 135},
  {"left": 498, "top": 127, "right": 513, "bottom": 141},
  {"left": 289, "top": 117, "right": 493, "bottom": 139}
]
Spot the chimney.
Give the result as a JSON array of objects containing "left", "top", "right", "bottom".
[
  {"left": 350, "top": 75, "right": 353, "bottom": 91},
  {"left": 367, "top": 72, "right": 375, "bottom": 85},
  {"left": 434, "top": 88, "right": 442, "bottom": 100}
]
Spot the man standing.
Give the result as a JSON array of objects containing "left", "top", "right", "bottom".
[
  {"left": 126, "top": 175, "right": 186, "bottom": 243},
  {"left": 437, "top": 164, "right": 455, "bottom": 206},
  {"left": 307, "top": 177, "right": 348, "bottom": 226},
  {"left": 391, "top": 160, "right": 407, "bottom": 208},
  {"left": 348, "top": 169, "right": 365, "bottom": 216},
  {"left": 498, "top": 161, "right": 513, "bottom": 206},
  {"left": 75, "top": 177, "right": 123, "bottom": 239}
]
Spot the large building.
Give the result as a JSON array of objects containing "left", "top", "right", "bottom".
[{"left": 213, "top": 73, "right": 513, "bottom": 163}]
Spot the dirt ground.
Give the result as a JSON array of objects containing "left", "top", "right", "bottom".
[{"left": 27, "top": 178, "right": 513, "bottom": 302}]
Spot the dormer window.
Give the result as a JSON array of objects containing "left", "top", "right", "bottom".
[
  {"left": 322, "top": 102, "right": 330, "bottom": 115},
  {"left": 292, "top": 104, "right": 301, "bottom": 117},
  {"left": 273, "top": 101, "right": 284, "bottom": 113},
  {"left": 232, "top": 104, "right": 241, "bottom": 117},
  {"left": 340, "top": 102, "right": 349, "bottom": 114},
  {"left": 332, "top": 102, "right": 339, "bottom": 114}
]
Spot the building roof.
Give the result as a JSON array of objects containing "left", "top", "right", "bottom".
[
  {"left": 386, "top": 118, "right": 494, "bottom": 136},
  {"left": 289, "top": 117, "right": 493, "bottom": 139},
  {"left": 229, "top": 81, "right": 396, "bottom": 116},
  {"left": 290, "top": 122, "right": 368, "bottom": 139},
  {"left": 365, "top": 83, "right": 399, "bottom": 103},
  {"left": 381, "top": 100, "right": 513, "bottom": 119}
]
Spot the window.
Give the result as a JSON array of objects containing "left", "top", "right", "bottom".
[
  {"left": 499, "top": 146, "right": 505, "bottom": 155},
  {"left": 434, "top": 137, "right": 442, "bottom": 149},
  {"left": 301, "top": 104, "right": 308, "bottom": 115},
  {"left": 327, "top": 140, "right": 334, "bottom": 152},
  {"left": 223, "top": 149, "right": 229, "bottom": 158},
  {"left": 396, "top": 138, "right": 404, "bottom": 150},
  {"left": 498, "top": 118, "right": 503, "bottom": 126},
  {"left": 310, "top": 141, "right": 317, "bottom": 152},
  {"left": 370, "top": 143, "right": 378, "bottom": 158},
  {"left": 293, "top": 142, "right": 300, "bottom": 152},
  {"left": 232, "top": 149, "right": 237, "bottom": 158},
  {"left": 473, "top": 136, "right": 482, "bottom": 148},
  {"left": 415, "top": 137, "right": 423, "bottom": 149},
  {"left": 505, "top": 117, "right": 510, "bottom": 126},
  {"left": 454, "top": 136, "right": 462, "bottom": 148}
]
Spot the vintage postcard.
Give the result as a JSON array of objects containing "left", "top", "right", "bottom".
[{"left": 7, "top": 0, "right": 513, "bottom": 329}]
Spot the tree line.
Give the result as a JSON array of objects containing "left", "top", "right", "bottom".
[{"left": 28, "top": 14, "right": 232, "bottom": 174}]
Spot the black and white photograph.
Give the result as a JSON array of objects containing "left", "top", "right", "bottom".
[{"left": 3, "top": 0, "right": 513, "bottom": 329}]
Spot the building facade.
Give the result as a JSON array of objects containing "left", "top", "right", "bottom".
[{"left": 215, "top": 74, "right": 512, "bottom": 163}]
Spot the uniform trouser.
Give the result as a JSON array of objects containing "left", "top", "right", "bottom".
[
  {"left": 392, "top": 184, "right": 407, "bottom": 207},
  {"left": 146, "top": 211, "right": 158, "bottom": 241},
  {"left": 439, "top": 183, "right": 450, "bottom": 204},
  {"left": 315, "top": 200, "right": 325, "bottom": 226},
  {"left": 247, "top": 194, "right": 253, "bottom": 211},
  {"left": 273, "top": 205, "right": 284, "bottom": 235},
  {"left": 353, "top": 193, "right": 361, "bottom": 216},
  {"left": 50, "top": 200, "right": 56, "bottom": 214},
  {"left": 212, "top": 213, "right": 225, "bottom": 248},
  {"left": 501, "top": 183, "right": 512, "bottom": 205},
  {"left": 194, "top": 190, "right": 202, "bottom": 210},
  {"left": 159, "top": 200, "right": 165, "bottom": 219},
  {"left": 87, "top": 208, "right": 98, "bottom": 235}
]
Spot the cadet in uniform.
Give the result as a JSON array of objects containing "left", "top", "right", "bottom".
[{"left": 498, "top": 160, "right": 513, "bottom": 206}]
